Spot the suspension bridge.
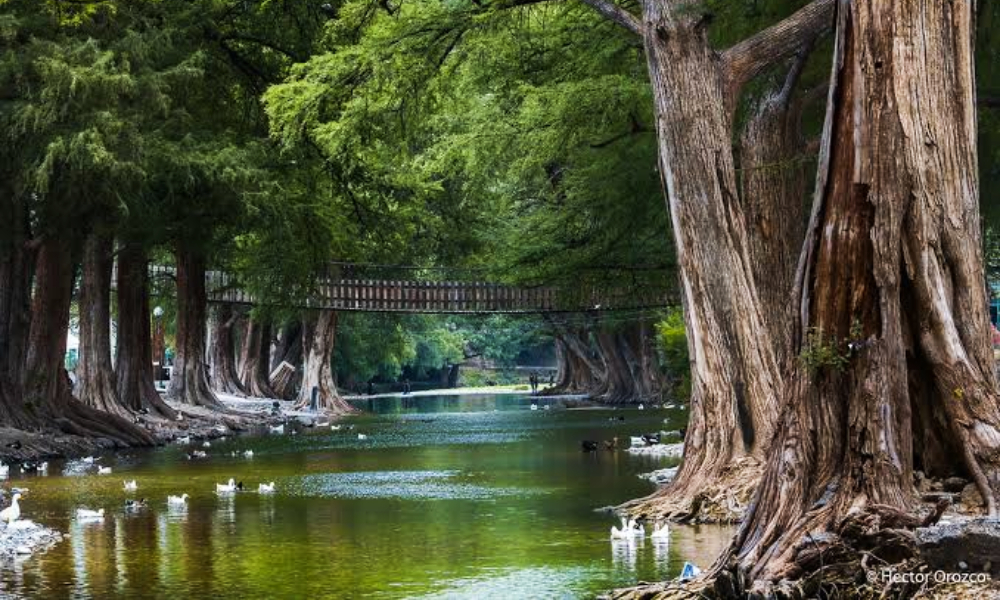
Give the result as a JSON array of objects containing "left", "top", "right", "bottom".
[{"left": 147, "top": 263, "right": 677, "bottom": 314}]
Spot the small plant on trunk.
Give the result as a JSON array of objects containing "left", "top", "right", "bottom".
[{"left": 799, "top": 326, "right": 849, "bottom": 376}]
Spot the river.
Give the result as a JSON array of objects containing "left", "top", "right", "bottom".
[{"left": 0, "top": 394, "right": 731, "bottom": 599}]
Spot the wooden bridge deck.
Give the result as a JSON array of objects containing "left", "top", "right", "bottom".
[{"left": 146, "top": 265, "right": 674, "bottom": 314}]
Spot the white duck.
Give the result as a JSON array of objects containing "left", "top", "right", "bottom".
[
  {"left": 76, "top": 508, "right": 105, "bottom": 520},
  {"left": 37, "top": 462, "right": 48, "bottom": 474},
  {"left": 97, "top": 466, "right": 112, "bottom": 475},
  {"left": 357, "top": 433, "right": 368, "bottom": 440},
  {"left": 216, "top": 478, "right": 237, "bottom": 493},
  {"left": 258, "top": 482, "right": 275, "bottom": 494},
  {"left": 176, "top": 436, "right": 191, "bottom": 445},
  {"left": 0, "top": 493, "right": 22, "bottom": 523},
  {"left": 650, "top": 521, "right": 670, "bottom": 540},
  {"left": 81, "top": 456, "right": 96, "bottom": 464},
  {"left": 0, "top": 463, "right": 8, "bottom": 478},
  {"left": 330, "top": 424, "right": 342, "bottom": 431},
  {"left": 167, "top": 493, "right": 189, "bottom": 506},
  {"left": 202, "top": 441, "right": 211, "bottom": 448},
  {"left": 123, "top": 480, "right": 137, "bottom": 492},
  {"left": 610, "top": 516, "right": 645, "bottom": 540},
  {"left": 638, "top": 404, "right": 645, "bottom": 410},
  {"left": 269, "top": 424, "right": 284, "bottom": 434},
  {"left": 630, "top": 436, "right": 647, "bottom": 447},
  {"left": 243, "top": 450, "right": 254, "bottom": 458},
  {"left": 530, "top": 403, "right": 538, "bottom": 411}
]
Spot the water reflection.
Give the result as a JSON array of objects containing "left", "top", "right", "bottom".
[
  {"left": 610, "top": 538, "right": 638, "bottom": 574},
  {"left": 652, "top": 536, "right": 670, "bottom": 577},
  {"left": 0, "top": 394, "right": 733, "bottom": 598}
]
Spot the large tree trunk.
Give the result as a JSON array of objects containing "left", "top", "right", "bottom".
[
  {"left": 75, "top": 233, "right": 131, "bottom": 418},
  {"left": 594, "top": 330, "right": 637, "bottom": 403},
  {"left": 269, "top": 321, "right": 303, "bottom": 400},
  {"left": 542, "top": 336, "right": 573, "bottom": 395},
  {"left": 270, "top": 321, "right": 301, "bottom": 372},
  {"left": 237, "top": 316, "right": 277, "bottom": 398},
  {"left": 166, "top": 247, "right": 225, "bottom": 410},
  {"left": 635, "top": 320, "right": 666, "bottom": 400},
  {"left": 208, "top": 304, "right": 246, "bottom": 397},
  {"left": 626, "top": 1, "right": 786, "bottom": 520},
  {"left": 115, "top": 243, "right": 177, "bottom": 419},
  {"left": 0, "top": 190, "right": 33, "bottom": 429},
  {"left": 23, "top": 237, "right": 153, "bottom": 445},
  {"left": 725, "top": 1, "right": 1000, "bottom": 589},
  {"left": 293, "top": 311, "right": 356, "bottom": 414}
]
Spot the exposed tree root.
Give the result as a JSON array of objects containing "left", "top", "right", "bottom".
[
  {"left": 622, "top": 457, "right": 762, "bottom": 524},
  {"left": 606, "top": 502, "right": 996, "bottom": 600}
]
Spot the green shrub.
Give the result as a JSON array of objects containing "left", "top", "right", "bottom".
[{"left": 655, "top": 309, "right": 691, "bottom": 400}]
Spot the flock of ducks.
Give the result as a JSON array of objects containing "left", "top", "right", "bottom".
[
  {"left": 0, "top": 438, "right": 288, "bottom": 527},
  {"left": 610, "top": 516, "right": 670, "bottom": 541}
]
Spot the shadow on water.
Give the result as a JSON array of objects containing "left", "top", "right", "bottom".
[{"left": 0, "top": 394, "right": 732, "bottom": 599}]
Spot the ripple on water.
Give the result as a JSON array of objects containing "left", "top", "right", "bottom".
[
  {"left": 288, "top": 471, "right": 542, "bottom": 501},
  {"left": 400, "top": 565, "right": 595, "bottom": 599}
]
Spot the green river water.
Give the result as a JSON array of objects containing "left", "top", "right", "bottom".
[{"left": 0, "top": 394, "right": 731, "bottom": 599}]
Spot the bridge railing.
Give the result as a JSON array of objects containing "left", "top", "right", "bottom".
[{"left": 140, "top": 263, "right": 676, "bottom": 313}]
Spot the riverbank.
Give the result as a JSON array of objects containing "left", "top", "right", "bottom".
[{"left": 0, "top": 397, "right": 284, "bottom": 465}]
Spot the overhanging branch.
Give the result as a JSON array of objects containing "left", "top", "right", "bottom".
[
  {"left": 579, "top": 0, "right": 641, "bottom": 36},
  {"left": 721, "top": 0, "right": 834, "bottom": 111}
]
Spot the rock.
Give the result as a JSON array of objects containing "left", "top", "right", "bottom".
[
  {"left": 961, "top": 483, "right": 984, "bottom": 510},
  {"left": 917, "top": 518, "right": 1000, "bottom": 576},
  {"left": 639, "top": 467, "right": 678, "bottom": 486},
  {"left": 943, "top": 477, "right": 969, "bottom": 493}
]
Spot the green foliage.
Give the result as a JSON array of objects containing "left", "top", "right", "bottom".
[
  {"left": 655, "top": 309, "right": 690, "bottom": 399},
  {"left": 799, "top": 327, "right": 849, "bottom": 376}
]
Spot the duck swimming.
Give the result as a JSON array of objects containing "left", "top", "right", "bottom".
[
  {"left": 123, "top": 480, "right": 137, "bottom": 492},
  {"left": 167, "top": 494, "right": 189, "bottom": 506},
  {"left": 609, "top": 516, "right": 644, "bottom": 540},
  {"left": 258, "top": 482, "right": 275, "bottom": 494},
  {"left": 650, "top": 521, "right": 669, "bottom": 539},
  {"left": 76, "top": 508, "right": 105, "bottom": 520},
  {"left": 216, "top": 479, "right": 237, "bottom": 493}
]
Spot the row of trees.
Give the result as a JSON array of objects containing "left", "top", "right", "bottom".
[{"left": 0, "top": 0, "right": 483, "bottom": 439}]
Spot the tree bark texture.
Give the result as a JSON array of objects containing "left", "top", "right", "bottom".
[
  {"left": 0, "top": 196, "right": 33, "bottom": 428},
  {"left": 728, "top": 0, "right": 1000, "bottom": 587},
  {"left": 166, "top": 247, "right": 225, "bottom": 410},
  {"left": 631, "top": 0, "right": 784, "bottom": 517},
  {"left": 269, "top": 321, "right": 303, "bottom": 400},
  {"left": 738, "top": 60, "right": 812, "bottom": 366},
  {"left": 23, "top": 237, "right": 153, "bottom": 445},
  {"left": 294, "top": 311, "right": 356, "bottom": 414},
  {"left": 75, "top": 233, "right": 131, "bottom": 418},
  {"left": 238, "top": 316, "right": 277, "bottom": 398},
  {"left": 209, "top": 304, "right": 246, "bottom": 397},
  {"left": 115, "top": 244, "right": 177, "bottom": 419}
]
